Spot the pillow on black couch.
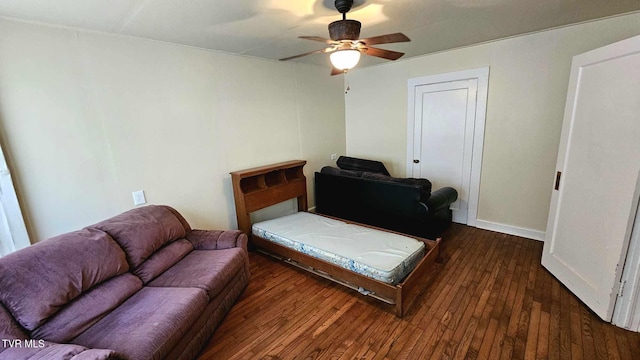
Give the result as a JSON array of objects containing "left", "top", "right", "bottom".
[
  {"left": 336, "top": 156, "right": 391, "bottom": 176},
  {"left": 320, "top": 166, "right": 363, "bottom": 178}
]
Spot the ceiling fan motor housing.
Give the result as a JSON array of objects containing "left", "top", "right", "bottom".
[
  {"left": 334, "top": 0, "right": 354, "bottom": 14},
  {"left": 329, "top": 19, "right": 361, "bottom": 41}
]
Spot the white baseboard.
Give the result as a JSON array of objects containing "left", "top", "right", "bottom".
[{"left": 474, "top": 219, "right": 545, "bottom": 242}]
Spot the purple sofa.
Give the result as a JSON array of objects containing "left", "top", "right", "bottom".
[{"left": 0, "top": 205, "right": 250, "bottom": 360}]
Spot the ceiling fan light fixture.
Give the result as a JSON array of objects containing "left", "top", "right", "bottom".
[
  {"left": 330, "top": 49, "right": 361, "bottom": 71},
  {"left": 278, "top": 0, "right": 408, "bottom": 75}
]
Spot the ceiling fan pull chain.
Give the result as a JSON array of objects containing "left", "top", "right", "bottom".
[{"left": 345, "top": 72, "right": 351, "bottom": 94}]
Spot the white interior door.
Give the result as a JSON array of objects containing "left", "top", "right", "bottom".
[
  {"left": 0, "top": 143, "right": 30, "bottom": 256},
  {"left": 407, "top": 68, "right": 488, "bottom": 226},
  {"left": 542, "top": 34, "right": 640, "bottom": 321}
]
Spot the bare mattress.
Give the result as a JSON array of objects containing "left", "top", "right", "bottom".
[{"left": 252, "top": 212, "right": 425, "bottom": 285}]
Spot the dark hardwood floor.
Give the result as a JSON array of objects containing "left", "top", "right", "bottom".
[{"left": 198, "top": 224, "right": 640, "bottom": 359}]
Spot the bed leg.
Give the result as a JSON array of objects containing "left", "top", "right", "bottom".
[{"left": 396, "top": 290, "right": 404, "bottom": 317}]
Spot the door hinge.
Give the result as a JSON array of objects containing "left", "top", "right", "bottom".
[
  {"left": 554, "top": 171, "right": 562, "bottom": 190},
  {"left": 618, "top": 280, "right": 627, "bottom": 297}
]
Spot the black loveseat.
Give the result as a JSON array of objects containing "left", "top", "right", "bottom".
[{"left": 314, "top": 156, "right": 458, "bottom": 239}]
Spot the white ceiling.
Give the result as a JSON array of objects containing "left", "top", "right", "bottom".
[{"left": 1, "top": 0, "right": 639, "bottom": 69}]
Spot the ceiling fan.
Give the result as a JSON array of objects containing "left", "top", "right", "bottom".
[{"left": 279, "top": 0, "right": 410, "bottom": 75}]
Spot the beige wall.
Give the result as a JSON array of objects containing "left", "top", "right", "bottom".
[
  {"left": 345, "top": 13, "right": 640, "bottom": 235},
  {"left": 4, "top": 13, "right": 638, "bottom": 243},
  {"left": 0, "top": 18, "right": 346, "bottom": 242}
]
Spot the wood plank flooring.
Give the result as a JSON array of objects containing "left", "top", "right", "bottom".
[{"left": 198, "top": 224, "right": 640, "bottom": 359}]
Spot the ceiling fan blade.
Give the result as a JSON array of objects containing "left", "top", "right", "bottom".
[
  {"left": 279, "top": 48, "right": 332, "bottom": 61},
  {"left": 299, "top": 36, "right": 334, "bottom": 44},
  {"left": 331, "top": 67, "right": 345, "bottom": 76},
  {"left": 362, "top": 46, "right": 405, "bottom": 61},
  {"left": 360, "top": 33, "right": 410, "bottom": 46}
]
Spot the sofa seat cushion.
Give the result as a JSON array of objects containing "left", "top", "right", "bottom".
[
  {"left": 0, "top": 341, "right": 122, "bottom": 360},
  {"left": 72, "top": 287, "right": 208, "bottom": 360},
  {"left": 132, "top": 239, "right": 194, "bottom": 284},
  {"left": 91, "top": 205, "right": 188, "bottom": 268},
  {"left": 147, "top": 248, "right": 247, "bottom": 300},
  {"left": 0, "top": 228, "right": 128, "bottom": 331},
  {"left": 32, "top": 274, "right": 143, "bottom": 343}
]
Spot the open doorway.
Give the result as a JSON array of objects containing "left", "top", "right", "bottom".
[{"left": 0, "top": 142, "right": 30, "bottom": 256}]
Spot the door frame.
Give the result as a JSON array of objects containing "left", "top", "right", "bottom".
[
  {"left": 406, "top": 67, "right": 489, "bottom": 227},
  {"left": 612, "top": 189, "right": 640, "bottom": 330}
]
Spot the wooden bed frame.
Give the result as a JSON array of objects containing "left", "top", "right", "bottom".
[{"left": 230, "top": 160, "right": 440, "bottom": 317}]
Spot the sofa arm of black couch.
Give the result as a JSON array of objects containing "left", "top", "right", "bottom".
[{"left": 425, "top": 187, "right": 458, "bottom": 213}]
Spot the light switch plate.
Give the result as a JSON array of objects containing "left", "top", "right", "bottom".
[{"left": 132, "top": 190, "right": 146, "bottom": 206}]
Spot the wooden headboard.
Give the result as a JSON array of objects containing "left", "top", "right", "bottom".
[{"left": 230, "top": 160, "right": 308, "bottom": 236}]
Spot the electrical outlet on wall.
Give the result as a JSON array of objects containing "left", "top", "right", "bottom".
[
  {"left": 132, "top": 190, "right": 146, "bottom": 206},
  {"left": 331, "top": 154, "right": 338, "bottom": 160}
]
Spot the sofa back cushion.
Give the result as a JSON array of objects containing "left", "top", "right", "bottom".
[
  {"left": 0, "top": 302, "right": 27, "bottom": 352},
  {"left": 315, "top": 171, "right": 430, "bottom": 237},
  {"left": 320, "top": 166, "right": 362, "bottom": 178},
  {"left": 165, "top": 206, "right": 192, "bottom": 233},
  {"left": 336, "top": 156, "right": 391, "bottom": 176},
  {"left": 360, "top": 172, "right": 432, "bottom": 202},
  {"left": 91, "top": 205, "right": 189, "bottom": 268},
  {"left": 0, "top": 228, "right": 128, "bottom": 331}
]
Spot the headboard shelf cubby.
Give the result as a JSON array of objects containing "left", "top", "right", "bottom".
[{"left": 230, "top": 160, "right": 308, "bottom": 237}]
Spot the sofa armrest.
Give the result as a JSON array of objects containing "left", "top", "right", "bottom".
[
  {"left": 186, "top": 230, "right": 248, "bottom": 252},
  {"left": 425, "top": 187, "right": 458, "bottom": 212},
  {"left": 0, "top": 341, "right": 123, "bottom": 360}
]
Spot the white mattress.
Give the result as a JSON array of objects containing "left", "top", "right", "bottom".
[{"left": 252, "top": 212, "right": 425, "bottom": 285}]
